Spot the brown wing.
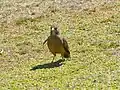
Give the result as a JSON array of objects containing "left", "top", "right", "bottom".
[{"left": 62, "top": 38, "right": 70, "bottom": 54}]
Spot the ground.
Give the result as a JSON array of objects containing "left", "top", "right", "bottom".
[{"left": 0, "top": 0, "right": 120, "bottom": 90}]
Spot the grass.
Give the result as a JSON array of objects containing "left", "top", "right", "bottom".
[{"left": 0, "top": 0, "right": 120, "bottom": 90}]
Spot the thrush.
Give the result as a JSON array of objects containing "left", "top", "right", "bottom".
[{"left": 43, "top": 25, "right": 70, "bottom": 62}]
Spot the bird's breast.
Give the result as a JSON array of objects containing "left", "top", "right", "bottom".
[{"left": 47, "top": 36, "right": 64, "bottom": 53}]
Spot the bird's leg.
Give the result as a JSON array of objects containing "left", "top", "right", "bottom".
[
  {"left": 61, "top": 54, "right": 65, "bottom": 60},
  {"left": 62, "top": 56, "right": 64, "bottom": 60},
  {"left": 51, "top": 54, "right": 56, "bottom": 63}
]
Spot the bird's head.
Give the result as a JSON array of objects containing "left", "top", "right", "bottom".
[{"left": 50, "top": 25, "right": 59, "bottom": 35}]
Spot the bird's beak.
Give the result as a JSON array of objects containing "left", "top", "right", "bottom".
[{"left": 51, "top": 27, "right": 54, "bottom": 31}]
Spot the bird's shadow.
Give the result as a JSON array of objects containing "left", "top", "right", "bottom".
[{"left": 30, "top": 59, "right": 65, "bottom": 70}]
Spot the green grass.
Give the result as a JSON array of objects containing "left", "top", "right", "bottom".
[{"left": 0, "top": 1, "right": 120, "bottom": 90}]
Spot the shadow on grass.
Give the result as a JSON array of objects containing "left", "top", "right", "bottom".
[{"left": 30, "top": 59, "right": 65, "bottom": 70}]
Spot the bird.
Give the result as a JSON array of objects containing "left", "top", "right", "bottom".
[{"left": 43, "top": 25, "right": 70, "bottom": 62}]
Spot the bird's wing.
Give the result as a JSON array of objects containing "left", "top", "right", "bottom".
[
  {"left": 43, "top": 38, "right": 48, "bottom": 45},
  {"left": 62, "top": 38, "right": 70, "bottom": 54}
]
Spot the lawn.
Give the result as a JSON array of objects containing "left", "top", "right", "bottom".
[{"left": 0, "top": 0, "right": 120, "bottom": 90}]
